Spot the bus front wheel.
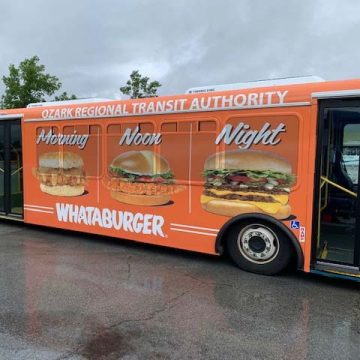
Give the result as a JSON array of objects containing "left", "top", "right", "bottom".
[{"left": 226, "top": 220, "right": 292, "bottom": 275}]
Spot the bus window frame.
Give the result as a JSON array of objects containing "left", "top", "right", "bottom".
[
  {"left": 158, "top": 116, "right": 220, "bottom": 186},
  {"left": 223, "top": 111, "right": 304, "bottom": 192},
  {"left": 313, "top": 99, "right": 360, "bottom": 269},
  {"left": 105, "top": 117, "right": 158, "bottom": 177}
]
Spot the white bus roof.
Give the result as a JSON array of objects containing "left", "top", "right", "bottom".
[
  {"left": 27, "top": 98, "right": 112, "bottom": 108},
  {"left": 186, "top": 76, "right": 325, "bottom": 94}
]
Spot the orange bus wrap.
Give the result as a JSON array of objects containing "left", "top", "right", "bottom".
[{"left": 2, "top": 78, "right": 360, "bottom": 280}]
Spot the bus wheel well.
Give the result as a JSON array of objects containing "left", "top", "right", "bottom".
[{"left": 215, "top": 214, "right": 304, "bottom": 270}]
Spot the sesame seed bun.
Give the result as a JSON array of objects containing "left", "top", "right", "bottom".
[
  {"left": 110, "top": 191, "right": 171, "bottom": 206},
  {"left": 110, "top": 150, "right": 170, "bottom": 176},
  {"left": 204, "top": 150, "right": 292, "bottom": 173},
  {"left": 39, "top": 152, "right": 84, "bottom": 169},
  {"left": 40, "top": 184, "right": 85, "bottom": 197},
  {"left": 201, "top": 198, "right": 291, "bottom": 220}
]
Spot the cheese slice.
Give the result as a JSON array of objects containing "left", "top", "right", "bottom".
[
  {"left": 208, "top": 189, "right": 289, "bottom": 205},
  {"left": 200, "top": 194, "right": 285, "bottom": 214}
]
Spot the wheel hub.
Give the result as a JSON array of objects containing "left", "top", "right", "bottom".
[
  {"left": 237, "top": 225, "right": 279, "bottom": 264},
  {"left": 248, "top": 236, "right": 266, "bottom": 253}
]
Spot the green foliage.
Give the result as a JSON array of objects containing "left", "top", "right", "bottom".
[
  {"left": 1, "top": 56, "right": 62, "bottom": 109},
  {"left": 120, "top": 70, "right": 161, "bottom": 99},
  {"left": 54, "top": 92, "right": 77, "bottom": 101}
]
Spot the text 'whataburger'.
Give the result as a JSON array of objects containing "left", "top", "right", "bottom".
[{"left": 55, "top": 203, "right": 165, "bottom": 237}]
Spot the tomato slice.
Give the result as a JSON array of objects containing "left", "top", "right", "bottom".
[
  {"left": 228, "top": 175, "right": 267, "bottom": 183},
  {"left": 137, "top": 176, "right": 154, "bottom": 182},
  {"left": 228, "top": 175, "right": 250, "bottom": 183},
  {"left": 153, "top": 177, "right": 166, "bottom": 183},
  {"left": 137, "top": 176, "right": 166, "bottom": 183}
]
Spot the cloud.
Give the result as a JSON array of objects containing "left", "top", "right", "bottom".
[{"left": 1, "top": 0, "right": 360, "bottom": 100}]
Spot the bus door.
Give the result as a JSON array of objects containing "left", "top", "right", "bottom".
[
  {"left": 0, "top": 118, "right": 23, "bottom": 218},
  {"left": 315, "top": 101, "right": 360, "bottom": 271}
]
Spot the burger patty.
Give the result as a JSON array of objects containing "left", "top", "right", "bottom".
[
  {"left": 35, "top": 168, "right": 86, "bottom": 186},
  {"left": 205, "top": 183, "right": 289, "bottom": 195},
  {"left": 108, "top": 179, "right": 184, "bottom": 196},
  {"left": 203, "top": 189, "right": 277, "bottom": 203}
]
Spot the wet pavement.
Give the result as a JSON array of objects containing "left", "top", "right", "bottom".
[{"left": 0, "top": 222, "right": 359, "bottom": 360}]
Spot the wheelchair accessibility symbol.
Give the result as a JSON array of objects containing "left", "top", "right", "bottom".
[{"left": 290, "top": 220, "right": 300, "bottom": 230}]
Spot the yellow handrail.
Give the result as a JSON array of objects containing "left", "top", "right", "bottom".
[
  {"left": 320, "top": 176, "right": 357, "bottom": 198},
  {"left": 320, "top": 177, "right": 329, "bottom": 211},
  {"left": 11, "top": 166, "right": 22, "bottom": 176}
]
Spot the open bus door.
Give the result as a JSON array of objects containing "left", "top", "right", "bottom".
[
  {"left": 314, "top": 100, "right": 360, "bottom": 277},
  {"left": 0, "top": 116, "right": 23, "bottom": 219}
]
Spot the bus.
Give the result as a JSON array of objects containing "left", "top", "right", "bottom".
[{"left": 1, "top": 76, "right": 360, "bottom": 281}]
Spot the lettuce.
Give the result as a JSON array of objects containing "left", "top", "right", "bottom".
[
  {"left": 203, "top": 169, "right": 295, "bottom": 185},
  {"left": 109, "top": 166, "right": 174, "bottom": 180}
]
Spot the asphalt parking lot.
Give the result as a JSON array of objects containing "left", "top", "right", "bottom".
[{"left": 0, "top": 222, "right": 359, "bottom": 360}]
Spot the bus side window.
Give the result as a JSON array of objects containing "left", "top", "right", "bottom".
[
  {"left": 342, "top": 124, "right": 360, "bottom": 185},
  {"left": 120, "top": 122, "right": 137, "bottom": 132},
  {"left": 91, "top": 125, "right": 102, "bottom": 179},
  {"left": 106, "top": 121, "right": 156, "bottom": 177},
  {"left": 161, "top": 122, "right": 177, "bottom": 132},
  {"left": 198, "top": 120, "right": 216, "bottom": 132},
  {"left": 36, "top": 126, "right": 60, "bottom": 167},
  {"left": 107, "top": 124, "right": 121, "bottom": 176},
  {"left": 193, "top": 120, "right": 218, "bottom": 182},
  {"left": 160, "top": 119, "right": 218, "bottom": 184},
  {"left": 138, "top": 122, "right": 153, "bottom": 133},
  {"left": 62, "top": 124, "right": 102, "bottom": 179},
  {"left": 160, "top": 121, "right": 194, "bottom": 183},
  {"left": 224, "top": 115, "right": 299, "bottom": 185}
]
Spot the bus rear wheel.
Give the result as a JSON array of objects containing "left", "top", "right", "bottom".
[{"left": 226, "top": 220, "right": 292, "bottom": 275}]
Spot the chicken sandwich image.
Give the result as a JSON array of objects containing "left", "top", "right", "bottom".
[{"left": 108, "top": 150, "right": 183, "bottom": 206}]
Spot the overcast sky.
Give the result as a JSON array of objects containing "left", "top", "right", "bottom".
[{"left": 1, "top": 0, "right": 360, "bottom": 100}]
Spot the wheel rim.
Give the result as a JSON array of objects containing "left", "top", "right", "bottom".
[{"left": 237, "top": 224, "right": 280, "bottom": 264}]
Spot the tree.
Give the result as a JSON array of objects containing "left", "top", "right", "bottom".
[
  {"left": 120, "top": 70, "right": 161, "bottom": 99},
  {"left": 1, "top": 56, "right": 61, "bottom": 109},
  {"left": 54, "top": 92, "right": 77, "bottom": 101}
]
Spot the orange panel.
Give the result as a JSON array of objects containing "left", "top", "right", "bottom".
[{"left": 6, "top": 78, "right": 360, "bottom": 272}]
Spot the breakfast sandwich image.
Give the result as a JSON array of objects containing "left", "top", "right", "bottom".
[{"left": 34, "top": 151, "right": 86, "bottom": 196}]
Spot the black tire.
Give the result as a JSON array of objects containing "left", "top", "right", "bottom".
[{"left": 226, "top": 220, "right": 292, "bottom": 275}]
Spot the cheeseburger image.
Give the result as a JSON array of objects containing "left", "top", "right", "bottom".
[
  {"left": 34, "top": 152, "right": 86, "bottom": 196},
  {"left": 108, "top": 150, "right": 183, "bottom": 206},
  {"left": 201, "top": 150, "right": 295, "bottom": 219}
]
